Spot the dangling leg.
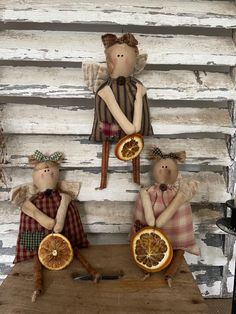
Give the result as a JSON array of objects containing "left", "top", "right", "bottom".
[
  {"left": 97, "top": 141, "right": 110, "bottom": 190},
  {"left": 164, "top": 249, "right": 184, "bottom": 288},
  {"left": 132, "top": 155, "right": 140, "bottom": 185},
  {"left": 74, "top": 247, "right": 101, "bottom": 283},
  {"left": 32, "top": 255, "right": 43, "bottom": 302}
]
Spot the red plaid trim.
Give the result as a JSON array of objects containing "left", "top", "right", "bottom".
[
  {"left": 14, "top": 190, "right": 89, "bottom": 263},
  {"left": 99, "top": 122, "right": 120, "bottom": 138}
]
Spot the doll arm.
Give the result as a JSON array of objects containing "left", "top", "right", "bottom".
[
  {"left": 132, "top": 83, "right": 146, "bottom": 133},
  {"left": 140, "top": 188, "right": 155, "bottom": 227},
  {"left": 22, "top": 200, "right": 55, "bottom": 230},
  {"left": 98, "top": 85, "right": 136, "bottom": 135},
  {"left": 53, "top": 193, "right": 72, "bottom": 233},
  {"left": 156, "top": 180, "right": 199, "bottom": 228}
]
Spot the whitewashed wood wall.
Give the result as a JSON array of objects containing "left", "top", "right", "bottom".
[{"left": 0, "top": 0, "right": 236, "bottom": 298}]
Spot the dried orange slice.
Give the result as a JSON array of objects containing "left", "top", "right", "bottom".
[
  {"left": 130, "top": 227, "right": 173, "bottom": 272},
  {"left": 115, "top": 134, "right": 144, "bottom": 161},
  {"left": 38, "top": 233, "right": 73, "bottom": 270}
]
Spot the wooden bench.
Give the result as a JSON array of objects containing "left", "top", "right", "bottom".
[{"left": 0, "top": 245, "right": 209, "bottom": 314}]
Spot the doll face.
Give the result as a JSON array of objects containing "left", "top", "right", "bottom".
[
  {"left": 106, "top": 43, "right": 137, "bottom": 78},
  {"left": 32, "top": 164, "right": 60, "bottom": 192},
  {"left": 153, "top": 158, "right": 178, "bottom": 185}
]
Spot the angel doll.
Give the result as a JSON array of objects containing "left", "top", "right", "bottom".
[{"left": 83, "top": 33, "right": 153, "bottom": 189}]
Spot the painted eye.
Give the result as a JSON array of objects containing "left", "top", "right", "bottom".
[
  {"left": 165, "top": 166, "right": 167, "bottom": 168},
  {"left": 162, "top": 166, "right": 164, "bottom": 168},
  {"left": 121, "top": 54, "right": 124, "bottom": 57},
  {"left": 47, "top": 169, "right": 50, "bottom": 172},
  {"left": 117, "top": 54, "right": 120, "bottom": 57},
  {"left": 44, "top": 170, "right": 47, "bottom": 172}
]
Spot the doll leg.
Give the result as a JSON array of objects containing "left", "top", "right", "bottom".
[
  {"left": 164, "top": 249, "right": 184, "bottom": 288},
  {"left": 132, "top": 155, "right": 140, "bottom": 185},
  {"left": 74, "top": 247, "right": 101, "bottom": 283},
  {"left": 32, "top": 255, "right": 43, "bottom": 302},
  {"left": 97, "top": 141, "right": 110, "bottom": 190}
]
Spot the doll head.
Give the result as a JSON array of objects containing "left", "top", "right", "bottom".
[
  {"left": 150, "top": 147, "right": 186, "bottom": 185},
  {"left": 28, "top": 151, "right": 63, "bottom": 192},
  {"left": 102, "top": 33, "right": 139, "bottom": 78}
]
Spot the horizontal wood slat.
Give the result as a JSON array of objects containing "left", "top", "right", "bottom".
[
  {"left": 0, "top": 168, "right": 230, "bottom": 203},
  {"left": 1, "top": 104, "right": 234, "bottom": 136},
  {"left": 1, "top": 0, "right": 236, "bottom": 29},
  {"left": 0, "top": 201, "right": 227, "bottom": 267},
  {"left": 1, "top": 31, "right": 236, "bottom": 66},
  {"left": 3, "top": 135, "right": 231, "bottom": 168},
  {"left": 0, "top": 201, "right": 224, "bottom": 235},
  {"left": 0, "top": 66, "right": 235, "bottom": 100}
]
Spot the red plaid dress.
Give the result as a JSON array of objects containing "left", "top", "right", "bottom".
[
  {"left": 134, "top": 183, "right": 199, "bottom": 255},
  {"left": 14, "top": 189, "right": 89, "bottom": 263}
]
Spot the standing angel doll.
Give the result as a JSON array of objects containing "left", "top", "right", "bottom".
[{"left": 84, "top": 33, "right": 153, "bottom": 189}]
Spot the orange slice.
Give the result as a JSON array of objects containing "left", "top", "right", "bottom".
[
  {"left": 38, "top": 233, "right": 73, "bottom": 270},
  {"left": 130, "top": 227, "right": 173, "bottom": 272},
  {"left": 115, "top": 133, "right": 144, "bottom": 161}
]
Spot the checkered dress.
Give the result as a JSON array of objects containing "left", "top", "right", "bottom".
[
  {"left": 14, "top": 189, "right": 89, "bottom": 263},
  {"left": 134, "top": 183, "right": 199, "bottom": 255}
]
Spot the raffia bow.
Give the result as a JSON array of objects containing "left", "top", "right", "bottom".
[{"left": 32, "top": 150, "right": 63, "bottom": 162}]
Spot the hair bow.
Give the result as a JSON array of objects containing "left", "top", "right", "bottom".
[
  {"left": 101, "top": 33, "right": 138, "bottom": 49},
  {"left": 32, "top": 150, "right": 63, "bottom": 162},
  {"left": 150, "top": 147, "right": 183, "bottom": 161}
]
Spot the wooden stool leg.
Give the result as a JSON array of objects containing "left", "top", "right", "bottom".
[
  {"left": 97, "top": 141, "right": 110, "bottom": 190},
  {"left": 132, "top": 155, "right": 140, "bottom": 185},
  {"left": 164, "top": 249, "right": 184, "bottom": 288},
  {"left": 32, "top": 255, "right": 43, "bottom": 302},
  {"left": 74, "top": 247, "right": 101, "bottom": 283}
]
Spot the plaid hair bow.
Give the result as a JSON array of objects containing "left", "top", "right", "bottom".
[
  {"left": 150, "top": 147, "right": 179, "bottom": 160},
  {"left": 32, "top": 150, "right": 63, "bottom": 162},
  {"left": 101, "top": 33, "right": 138, "bottom": 49}
]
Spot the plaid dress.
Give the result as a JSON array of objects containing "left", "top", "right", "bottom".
[
  {"left": 89, "top": 76, "right": 153, "bottom": 142},
  {"left": 14, "top": 189, "right": 89, "bottom": 263},
  {"left": 134, "top": 183, "right": 199, "bottom": 255}
]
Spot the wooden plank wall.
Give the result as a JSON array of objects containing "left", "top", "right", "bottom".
[{"left": 0, "top": 0, "right": 236, "bottom": 297}]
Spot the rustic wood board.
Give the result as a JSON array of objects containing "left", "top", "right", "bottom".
[
  {"left": 3, "top": 135, "right": 231, "bottom": 168},
  {"left": 1, "top": 104, "right": 234, "bottom": 136},
  {"left": 1, "top": 0, "right": 236, "bottom": 29},
  {"left": 0, "top": 66, "right": 235, "bottom": 100},
  {"left": 0, "top": 168, "right": 230, "bottom": 203},
  {"left": 0, "top": 245, "right": 209, "bottom": 314},
  {"left": 1, "top": 31, "right": 236, "bottom": 66}
]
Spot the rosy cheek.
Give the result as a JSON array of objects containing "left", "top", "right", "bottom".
[
  {"left": 40, "top": 173, "right": 44, "bottom": 178},
  {"left": 51, "top": 172, "right": 54, "bottom": 177}
]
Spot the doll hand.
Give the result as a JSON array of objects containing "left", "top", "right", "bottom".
[
  {"left": 45, "top": 217, "right": 55, "bottom": 231},
  {"left": 136, "top": 83, "right": 146, "bottom": 97},
  {"left": 53, "top": 220, "right": 64, "bottom": 233}
]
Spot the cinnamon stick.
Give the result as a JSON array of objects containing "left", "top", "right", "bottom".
[
  {"left": 164, "top": 249, "right": 184, "bottom": 287},
  {"left": 132, "top": 155, "right": 140, "bottom": 185},
  {"left": 74, "top": 247, "right": 101, "bottom": 283},
  {"left": 32, "top": 255, "right": 43, "bottom": 302},
  {"left": 97, "top": 141, "right": 110, "bottom": 190}
]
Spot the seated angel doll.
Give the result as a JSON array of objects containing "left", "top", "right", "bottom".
[
  {"left": 132, "top": 147, "right": 200, "bottom": 286},
  {"left": 11, "top": 150, "right": 100, "bottom": 302}
]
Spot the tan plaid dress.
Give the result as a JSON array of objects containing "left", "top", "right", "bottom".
[{"left": 89, "top": 76, "right": 153, "bottom": 142}]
